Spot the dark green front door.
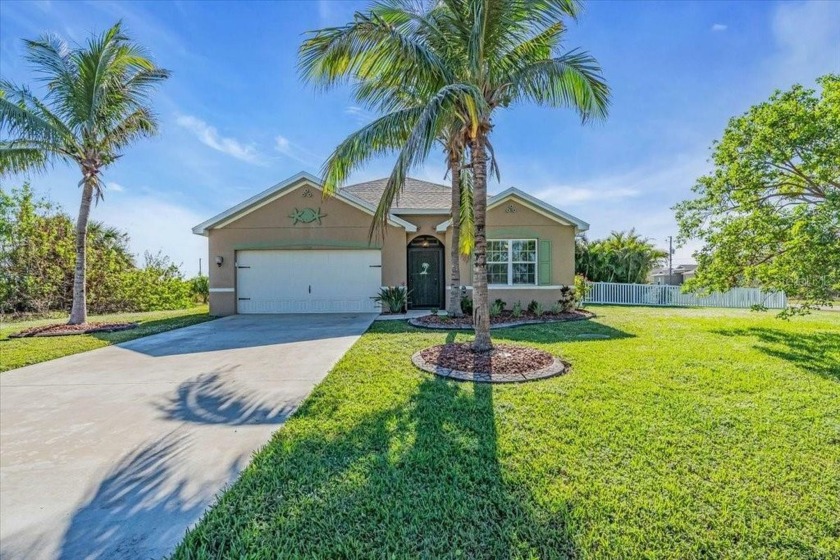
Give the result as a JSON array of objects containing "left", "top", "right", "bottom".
[{"left": 408, "top": 247, "right": 443, "bottom": 308}]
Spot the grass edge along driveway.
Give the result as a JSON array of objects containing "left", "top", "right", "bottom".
[
  {"left": 0, "top": 306, "right": 214, "bottom": 372},
  {"left": 172, "top": 306, "right": 840, "bottom": 559}
]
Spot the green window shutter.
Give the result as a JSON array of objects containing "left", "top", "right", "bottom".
[{"left": 538, "top": 240, "right": 551, "bottom": 285}]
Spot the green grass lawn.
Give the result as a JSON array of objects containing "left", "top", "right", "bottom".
[
  {"left": 173, "top": 306, "right": 840, "bottom": 559},
  {"left": 0, "top": 306, "right": 214, "bottom": 372}
]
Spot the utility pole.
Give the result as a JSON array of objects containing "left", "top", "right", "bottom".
[
  {"left": 667, "top": 236, "right": 673, "bottom": 280},
  {"left": 199, "top": 258, "right": 202, "bottom": 276}
]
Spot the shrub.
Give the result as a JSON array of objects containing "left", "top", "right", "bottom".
[
  {"left": 190, "top": 275, "right": 209, "bottom": 304},
  {"left": 512, "top": 301, "right": 523, "bottom": 318},
  {"left": 375, "top": 285, "right": 410, "bottom": 313},
  {"left": 460, "top": 296, "right": 473, "bottom": 315},
  {"left": 532, "top": 301, "right": 545, "bottom": 317},
  {"left": 493, "top": 298, "right": 506, "bottom": 311},
  {"left": 489, "top": 299, "right": 504, "bottom": 317},
  {"left": 557, "top": 286, "right": 575, "bottom": 312},
  {"left": 527, "top": 299, "right": 539, "bottom": 314},
  {"left": 574, "top": 274, "right": 589, "bottom": 308}
]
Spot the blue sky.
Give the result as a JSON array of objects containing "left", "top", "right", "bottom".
[{"left": 1, "top": 0, "right": 838, "bottom": 274}]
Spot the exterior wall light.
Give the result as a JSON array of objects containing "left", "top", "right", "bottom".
[{"left": 215, "top": 255, "right": 224, "bottom": 267}]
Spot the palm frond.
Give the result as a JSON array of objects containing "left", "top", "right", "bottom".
[
  {"left": 321, "top": 106, "right": 424, "bottom": 195},
  {"left": 505, "top": 50, "right": 610, "bottom": 121},
  {"left": 370, "top": 82, "right": 485, "bottom": 239}
]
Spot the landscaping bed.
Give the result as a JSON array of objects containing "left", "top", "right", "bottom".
[
  {"left": 9, "top": 321, "right": 138, "bottom": 338},
  {"left": 1, "top": 306, "right": 213, "bottom": 372},
  {"left": 411, "top": 308, "right": 593, "bottom": 329},
  {"left": 412, "top": 342, "right": 567, "bottom": 382}
]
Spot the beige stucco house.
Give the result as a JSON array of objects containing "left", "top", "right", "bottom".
[{"left": 193, "top": 171, "right": 588, "bottom": 315}]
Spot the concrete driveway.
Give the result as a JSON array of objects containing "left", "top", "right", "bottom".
[{"left": 0, "top": 313, "right": 376, "bottom": 560}]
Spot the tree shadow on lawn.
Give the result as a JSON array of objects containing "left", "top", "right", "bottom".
[
  {"left": 492, "top": 317, "right": 634, "bottom": 345},
  {"left": 173, "top": 378, "right": 578, "bottom": 558},
  {"left": 156, "top": 369, "right": 297, "bottom": 425},
  {"left": 713, "top": 327, "right": 840, "bottom": 381}
]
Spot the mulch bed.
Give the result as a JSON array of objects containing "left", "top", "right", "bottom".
[
  {"left": 9, "top": 322, "right": 138, "bottom": 338},
  {"left": 412, "top": 343, "right": 568, "bottom": 383},
  {"left": 411, "top": 308, "right": 593, "bottom": 330}
]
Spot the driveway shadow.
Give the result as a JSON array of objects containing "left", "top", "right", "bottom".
[
  {"left": 55, "top": 432, "right": 246, "bottom": 560},
  {"left": 713, "top": 327, "right": 840, "bottom": 381},
  {"left": 156, "top": 369, "right": 297, "bottom": 425},
  {"left": 172, "top": 378, "right": 578, "bottom": 558}
]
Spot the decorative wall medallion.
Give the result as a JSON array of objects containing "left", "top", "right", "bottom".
[
  {"left": 301, "top": 187, "right": 313, "bottom": 198},
  {"left": 505, "top": 204, "right": 517, "bottom": 213},
  {"left": 420, "top": 262, "right": 430, "bottom": 275},
  {"left": 289, "top": 207, "right": 326, "bottom": 225}
]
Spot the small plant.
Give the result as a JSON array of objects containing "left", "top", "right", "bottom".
[
  {"left": 493, "top": 298, "right": 506, "bottom": 311},
  {"left": 460, "top": 296, "right": 473, "bottom": 315},
  {"left": 527, "top": 299, "right": 539, "bottom": 314},
  {"left": 532, "top": 301, "right": 545, "bottom": 317},
  {"left": 489, "top": 299, "right": 504, "bottom": 317},
  {"left": 512, "top": 300, "right": 523, "bottom": 318},
  {"left": 430, "top": 308, "right": 439, "bottom": 316},
  {"left": 574, "top": 274, "right": 589, "bottom": 309},
  {"left": 550, "top": 302, "right": 562, "bottom": 314},
  {"left": 374, "top": 285, "right": 410, "bottom": 314}
]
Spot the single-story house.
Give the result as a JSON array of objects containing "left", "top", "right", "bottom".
[
  {"left": 650, "top": 264, "right": 698, "bottom": 286},
  {"left": 193, "top": 171, "right": 589, "bottom": 315}
]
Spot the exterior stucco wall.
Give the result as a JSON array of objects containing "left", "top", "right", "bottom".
[
  {"left": 200, "top": 187, "right": 580, "bottom": 315},
  {"left": 452, "top": 200, "right": 576, "bottom": 286},
  {"left": 206, "top": 183, "right": 406, "bottom": 315}
]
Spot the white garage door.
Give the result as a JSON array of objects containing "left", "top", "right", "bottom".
[{"left": 236, "top": 250, "right": 381, "bottom": 313}]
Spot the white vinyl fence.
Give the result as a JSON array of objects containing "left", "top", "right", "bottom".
[{"left": 584, "top": 282, "right": 787, "bottom": 309}]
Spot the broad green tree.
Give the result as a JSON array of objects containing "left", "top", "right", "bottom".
[
  {"left": 675, "top": 75, "right": 839, "bottom": 314},
  {"left": 301, "top": 0, "right": 608, "bottom": 350},
  {"left": 0, "top": 22, "right": 170, "bottom": 324}
]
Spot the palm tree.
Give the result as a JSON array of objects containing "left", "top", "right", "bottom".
[
  {"left": 300, "top": 4, "right": 474, "bottom": 317},
  {"left": 301, "top": 0, "right": 608, "bottom": 351},
  {"left": 0, "top": 22, "right": 170, "bottom": 324}
]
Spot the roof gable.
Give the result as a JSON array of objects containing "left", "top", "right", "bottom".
[
  {"left": 192, "top": 172, "right": 417, "bottom": 236},
  {"left": 435, "top": 187, "right": 589, "bottom": 233}
]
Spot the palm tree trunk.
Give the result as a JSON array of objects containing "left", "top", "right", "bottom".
[
  {"left": 470, "top": 134, "right": 492, "bottom": 352},
  {"left": 68, "top": 181, "right": 94, "bottom": 324},
  {"left": 447, "top": 150, "right": 463, "bottom": 317}
]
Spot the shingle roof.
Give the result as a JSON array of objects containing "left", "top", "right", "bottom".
[{"left": 341, "top": 177, "right": 451, "bottom": 211}]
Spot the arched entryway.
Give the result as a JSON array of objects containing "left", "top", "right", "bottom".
[{"left": 407, "top": 236, "right": 444, "bottom": 309}]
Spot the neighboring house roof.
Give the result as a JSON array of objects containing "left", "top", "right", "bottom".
[
  {"left": 435, "top": 187, "right": 589, "bottom": 233},
  {"left": 340, "top": 177, "right": 451, "bottom": 213},
  {"left": 192, "top": 171, "right": 418, "bottom": 236},
  {"left": 652, "top": 264, "right": 698, "bottom": 276}
]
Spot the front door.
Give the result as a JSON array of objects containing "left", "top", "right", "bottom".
[{"left": 408, "top": 244, "right": 444, "bottom": 309}]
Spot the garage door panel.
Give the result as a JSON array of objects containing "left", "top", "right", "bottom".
[{"left": 236, "top": 250, "right": 381, "bottom": 314}]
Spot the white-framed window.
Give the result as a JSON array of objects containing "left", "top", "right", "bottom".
[{"left": 487, "top": 239, "right": 537, "bottom": 285}]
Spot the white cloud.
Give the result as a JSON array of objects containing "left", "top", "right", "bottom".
[
  {"left": 533, "top": 186, "right": 639, "bottom": 205},
  {"left": 765, "top": 0, "right": 840, "bottom": 87},
  {"left": 96, "top": 194, "right": 208, "bottom": 275},
  {"left": 106, "top": 181, "right": 125, "bottom": 193},
  {"left": 274, "top": 135, "right": 321, "bottom": 168},
  {"left": 711, "top": 23, "right": 727, "bottom": 32},
  {"left": 522, "top": 154, "right": 713, "bottom": 265},
  {"left": 176, "top": 115, "right": 262, "bottom": 164},
  {"left": 345, "top": 105, "right": 375, "bottom": 123}
]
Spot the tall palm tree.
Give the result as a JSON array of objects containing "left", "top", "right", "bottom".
[
  {"left": 0, "top": 22, "right": 170, "bottom": 324},
  {"left": 300, "top": 3, "right": 474, "bottom": 317},
  {"left": 301, "top": 0, "right": 608, "bottom": 351}
]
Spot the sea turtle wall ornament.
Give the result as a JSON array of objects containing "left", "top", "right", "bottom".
[{"left": 289, "top": 207, "right": 327, "bottom": 225}]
